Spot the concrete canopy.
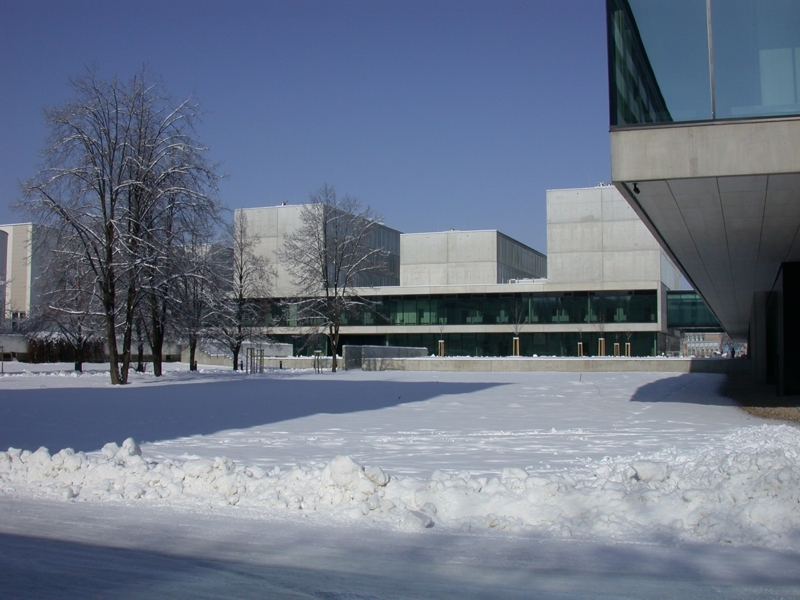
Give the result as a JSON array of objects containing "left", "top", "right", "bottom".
[{"left": 611, "top": 118, "right": 800, "bottom": 341}]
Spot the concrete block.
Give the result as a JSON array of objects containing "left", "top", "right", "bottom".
[
  {"left": 602, "top": 220, "right": 659, "bottom": 252},
  {"left": 611, "top": 118, "right": 800, "bottom": 181},
  {"left": 602, "top": 251, "right": 661, "bottom": 283},
  {"left": 447, "top": 262, "right": 496, "bottom": 285},
  {"left": 401, "top": 234, "right": 449, "bottom": 265},
  {"left": 547, "top": 188, "right": 603, "bottom": 224},
  {"left": 447, "top": 231, "right": 497, "bottom": 263},
  {"left": 547, "top": 222, "right": 602, "bottom": 253},
  {"left": 547, "top": 253, "right": 603, "bottom": 284}
]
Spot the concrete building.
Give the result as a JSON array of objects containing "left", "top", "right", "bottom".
[
  {"left": 400, "top": 230, "right": 545, "bottom": 286},
  {"left": 682, "top": 332, "right": 728, "bottom": 359},
  {"left": 606, "top": 0, "right": 800, "bottom": 392},
  {"left": 0, "top": 223, "right": 48, "bottom": 332},
  {"left": 547, "top": 186, "right": 681, "bottom": 291},
  {"left": 264, "top": 186, "right": 686, "bottom": 357},
  {"left": 0, "top": 186, "right": 700, "bottom": 359},
  {"left": 237, "top": 204, "right": 401, "bottom": 298}
]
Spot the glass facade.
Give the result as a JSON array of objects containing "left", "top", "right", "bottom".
[
  {"left": 666, "top": 291, "right": 722, "bottom": 330},
  {"left": 272, "top": 290, "right": 657, "bottom": 328},
  {"left": 608, "top": 0, "right": 800, "bottom": 126},
  {"left": 275, "top": 331, "right": 665, "bottom": 358}
]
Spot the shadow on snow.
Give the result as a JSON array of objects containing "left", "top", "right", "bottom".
[
  {"left": 628, "top": 372, "right": 738, "bottom": 406},
  {"left": 0, "top": 377, "right": 503, "bottom": 453}
]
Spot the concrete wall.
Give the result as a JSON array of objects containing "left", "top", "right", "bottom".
[
  {"left": 342, "top": 345, "right": 427, "bottom": 370},
  {"left": 361, "top": 356, "right": 750, "bottom": 374},
  {"left": 241, "top": 204, "right": 401, "bottom": 297},
  {"left": 610, "top": 118, "right": 800, "bottom": 182},
  {"left": 546, "top": 186, "right": 681, "bottom": 290},
  {"left": 400, "top": 230, "right": 545, "bottom": 286},
  {"left": 0, "top": 224, "right": 30, "bottom": 320},
  {"left": 0, "top": 223, "right": 49, "bottom": 324},
  {"left": 239, "top": 205, "right": 304, "bottom": 298},
  {"left": 0, "top": 333, "right": 28, "bottom": 355},
  {"left": 401, "top": 231, "right": 498, "bottom": 286},
  {"left": 241, "top": 342, "right": 293, "bottom": 357}
]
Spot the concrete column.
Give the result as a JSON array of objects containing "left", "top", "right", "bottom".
[
  {"left": 749, "top": 291, "right": 769, "bottom": 383},
  {"left": 781, "top": 263, "right": 800, "bottom": 395}
]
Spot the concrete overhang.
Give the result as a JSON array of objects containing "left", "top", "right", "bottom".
[{"left": 611, "top": 117, "right": 800, "bottom": 340}]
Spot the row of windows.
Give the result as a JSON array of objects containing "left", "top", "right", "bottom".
[
  {"left": 276, "top": 331, "right": 669, "bottom": 358},
  {"left": 270, "top": 290, "right": 658, "bottom": 328},
  {"left": 496, "top": 234, "right": 547, "bottom": 280},
  {"left": 666, "top": 291, "right": 721, "bottom": 329}
]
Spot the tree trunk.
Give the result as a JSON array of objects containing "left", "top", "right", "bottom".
[
  {"left": 119, "top": 277, "right": 137, "bottom": 384},
  {"left": 75, "top": 341, "right": 83, "bottom": 373},
  {"left": 189, "top": 335, "right": 197, "bottom": 371},
  {"left": 121, "top": 350, "right": 131, "bottom": 383},
  {"left": 232, "top": 346, "right": 240, "bottom": 371},
  {"left": 136, "top": 342, "right": 145, "bottom": 372},
  {"left": 150, "top": 294, "right": 166, "bottom": 377},
  {"left": 150, "top": 326, "right": 164, "bottom": 377},
  {"left": 330, "top": 323, "right": 339, "bottom": 373},
  {"left": 152, "top": 348, "right": 163, "bottom": 376},
  {"left": 105, "top": 309, "right": 121, "bottom": 385}
]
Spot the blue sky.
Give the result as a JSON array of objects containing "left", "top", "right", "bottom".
[{"left": 0, "top": 0, "right": 609, "bottom": 253}]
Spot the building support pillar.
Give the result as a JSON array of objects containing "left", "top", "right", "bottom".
[
  {"left": 778, "top": 263, "right": 800, "bottom": 395},
  {"left": 749, "top": 291, "right": 769, "bottom": 383}
]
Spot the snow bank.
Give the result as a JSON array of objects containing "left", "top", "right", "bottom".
[{"left": 2, "top": 424, "right": 800, "bottom": 547}]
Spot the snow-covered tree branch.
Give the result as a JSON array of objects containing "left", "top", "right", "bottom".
[{"left": 20, "top": 68, "right": 223, "bottom": 384}]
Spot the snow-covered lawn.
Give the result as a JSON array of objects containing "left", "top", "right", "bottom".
[{"left": 2, "top": 362, "right": 800, "bottom": 598}]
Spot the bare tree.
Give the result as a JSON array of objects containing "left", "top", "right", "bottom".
[
  {"left": 279, "top": 185, "right": 389, "bottom": 372},
  {"left": 208, "top": 211, "right": 272, "bottom": 370},
  {"left": 173, "top": 239, "right": 228, "bottom": 371},
  {"left": 20, "top": 68, "right": 221, "bottom": 384},
  {"left": 141, "top": 191, "right": 222, "bottom": 376},
  {"left": 25, "top": 243, "right": 104, "bottom": 372},
  {"left": 508, "top": 298, "right": 529, "bottom": 356}
]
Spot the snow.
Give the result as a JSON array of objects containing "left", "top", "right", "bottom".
[{"left": 2, "top": 363, "right": 800, "bottom": 597}]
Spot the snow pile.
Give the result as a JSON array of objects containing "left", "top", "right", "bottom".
[{"left": 2, "top": 425, "right": 800, "bottom": 547}]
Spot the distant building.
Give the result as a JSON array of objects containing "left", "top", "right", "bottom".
[
  {"left": 237, "top": 204, "right": 401, "bottom": 298},
  {"left": 1, "top": 187, "right": 705, "bottom": 358},
  {"left": 0, "top": 223, "right": 49, "bottom": 332},
  {"left": 259, "top": 186, "right": 687, "bottom": 357}
]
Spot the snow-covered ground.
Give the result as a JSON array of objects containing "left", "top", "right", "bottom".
[{"left": 2, "top": 362, "right": 800, "bottom": 598}]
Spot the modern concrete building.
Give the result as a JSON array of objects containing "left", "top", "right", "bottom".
[
  {"left": 237, "top": 204, "right": 401, "bottom": 298},
  {"left": 264, "top": 186, "right": 685, "bottom": 357},
  {"left": 400, "top": 230, "right": 546, "bottom": 286},
  {"left": 0, "top": 223, "right": 47, "bottom": 331},
  {"left": 547, "top": 186, "right": 681, "bottom": 291},
  {"left": 607, "top": 0, "right": 800, "bottom": 392},
  {"left": 0, "top": 186, "right": 697, "bottom": 358}
]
